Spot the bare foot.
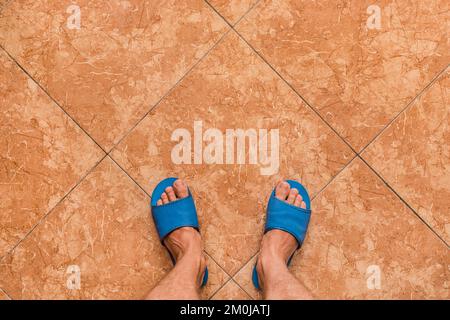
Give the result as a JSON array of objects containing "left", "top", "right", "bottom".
[{"left": 156, "top": 179, "right": 206, "bottom": 287}]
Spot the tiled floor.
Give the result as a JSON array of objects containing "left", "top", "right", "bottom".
[{"left": 0, "top": 0, "right": 448, "bottom": 300}]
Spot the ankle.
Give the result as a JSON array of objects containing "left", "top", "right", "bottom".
[{"left": 164, "top": 227, "right": 203, "bottom": 261}]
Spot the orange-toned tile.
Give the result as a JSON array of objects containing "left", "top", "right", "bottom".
[
  {"left": 211, "top": 280, "right": 252, "bottom": 300},
  {"left": 233, "top": 255, "right": 262, "bottom": 299},
  {"left": 202, "top": 253, "right": 231, "bottom": 299},
  {"left": 0, "top": 0, "right": 228, "bottom": 150},
  {"left": 0, "top": 0, "right": 11, "bottom": 13},
  {"left": 111, "top": 31, "right": 354, "bottom": 274},
  {"left": 237, "top": 0, "right": 450, "bottom": 151},
  {"left": 363, "top": 70, "right": 450, "bottom": 243},
  {"left": 0, "top": 50, "right": 103, "bottom": 258},
  {"left": 0, "top": 288, "right": 11, "bottom": 300},
  {"left": 208, "top": 0, "right": 258, "bottom": 25},
  {"left": 236, "top": 159, "right": 449, "bottom": 299},
  {"left": 0, "top": 157, "right": 227, "bottom": 299}
]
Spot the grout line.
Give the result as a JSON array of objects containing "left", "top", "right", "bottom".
[
  {"left": 107, "top": 27, "right": 233, "bottom": 156},
  {"left": 311, "top": 154, "right": 358, "bottom": 201},
  {"left": 203, "top": 251, "right": 232, "bottom": 300},
  {"left": 0, "top": 287, "right": 12, "bottom": 300},
  {"left": 204, "top": 249, "right": 256, "bottom": 300},
  {"left": 358, "top": 155, "right": 449, "bottom": 248},
  {"left": 230, "top": 278, "right": 254, "bottom": 300},
  {"left": 107, "top": 154, "right": 151, "bottom": 198},
  {"left": 0, "top": 45, "right": 108, "bottom": 155},
  {"left": 359, "top": 64, "right": 449, "bottom": 155},
  {"left": 204, "top": 0, "right": 262, "bottom": 28},
  {"left": 229, "top": 29, "right": 359, "bottom": 156},
  {"left": 208, "top": 277, "right": 233, "bottom": 300},
  {"left": 0, "top": 153, "right": 108, "bottom": 264}
]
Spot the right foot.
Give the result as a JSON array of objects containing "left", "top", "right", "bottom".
[
  {"left": 256, "top": 180, "right": 306, "bottom": 289},
  {"left": 156, "top": 179, "right": 207, "bottom": 287}
]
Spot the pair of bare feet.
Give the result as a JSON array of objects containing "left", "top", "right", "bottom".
[{"left": 147, "top": 179, "right": 312, "bottom": 300}]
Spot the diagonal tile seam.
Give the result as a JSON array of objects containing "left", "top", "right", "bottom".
[
  {"left": 0, "top": 45, "right": 109, "bottom": 155},
  {"left": 108, "top": 0, "right": 262, "bottom": 156},
  {"left": 228, "top": 151, "right": 450, "bottom": 296},
  {"left": 209, "top": 278, "right": 254, "bottom": 300},
  {"left": 203, "top": 251, "right": 234, "bottom": 299},
  {"left": 107, "top": 26, "right": 231, "bottom": 155},
  {"left": 0, "top": 287, "right": 12, "bottom": 300},
  {"left": 358, "top": 155, "right": 450, "bottom": 248},
  {"left": 0, "top": 153, "right": 108, "bottom": 264},
  {"left": 359, "top": 64, "right": 450, "bottom": 155},
  {"left": 205, "top": 252, "right": 254, "bottom": 300},
  {"left": 204, "top": 0, "right": 262, "bottom": 28}
]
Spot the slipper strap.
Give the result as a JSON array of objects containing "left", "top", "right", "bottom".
[
  {"left": 151, "top": 195, "right": 199, "bottom": 241},
  {"left": 265, "top": 195, "right": 311, "bottom": 247}
]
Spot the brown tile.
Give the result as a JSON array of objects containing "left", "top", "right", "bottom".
[
  {"left": 211, "top": 280, "right": 252, "bottom": 300},
  {"left": 111, "top": 31, "right": 354, "bottom": 275},
  {"left": 202, "top": 253, "right": 231, "bottom": 299},
  {"left": 0, "top": 50, "right": 103, "bottom": 258},
  {"left": 237, "top": 0, "right": 450, "bottom": 151},
  {"left": 0, "top": 157, "right": 227, "bottom": 299},
  {"left": 0, "top": 0, "right": 11, "bottom": 13},
  {"left": 236, "top": 159, "right": 449, "bottom": 299},
  {"left": 363, "top": 70, "right": 450, "bottom": 243},
  {"left": 208, "top": 0, "right": 258, "bottom": 25},
  {"left": 233, "top": 255, "right": 262, "bottom": 299},
  {"left": 0, "top": 288, "right": 11, "bottom": 300},
  {"left": 0, "top": 0, "right": 228, "bottom": 150}
]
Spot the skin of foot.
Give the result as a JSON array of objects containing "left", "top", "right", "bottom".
[
  {"left": 256, "top": 180, "right": 307, "bottom": 290},
  {"left": 156, "top": 179, "right": 207, "bottom": 287}
]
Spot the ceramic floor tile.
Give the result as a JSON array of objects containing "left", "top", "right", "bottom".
[
  {"left": 363, "top": 70, "right": 450, "bottom": 243},
  {"left": 233, "top": 255, "right": 261, "bottom": 299},
  {"left": 202, "top": 253, "right": 231, "bottom": 299},
  {"left": 237, "top": 0, "right": 450, "bottom": 151},
  {"left": 208, "top": 0, "right": 259, "bottom": 25},
  {"left": 0, "top": 288, "right": 11, "bottom": 300},
  {"left": 111, "top": 31, "right": 354, "bottom": 275},
  {"left": 0, "top": 0, "right": 228, "bottom": 150},
  {"left": 0, "top": 157, "right": 228, "bottom": 299},
  {"left": 0, "top": 50, "right": 104, "bottom": 258},
  {"left": 211, "top": 280, "right": 252, "bottom": 300},
  {"left": 235, "top": 159, "right": 449, "bottom": 299},
  {"left": 0, "top": 0, "right": 11, "bottom": 13}
]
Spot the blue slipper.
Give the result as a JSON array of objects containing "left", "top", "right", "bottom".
[
  {"left": 252, "top": 180, "right": 312, "bottom": 290},
  {"left": 151, "top": 177, "right": 208, "bottom": 287}
]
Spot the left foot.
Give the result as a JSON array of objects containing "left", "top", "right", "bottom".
[{"left": 156, "top": 179, "right": 207, "bottom": 287}]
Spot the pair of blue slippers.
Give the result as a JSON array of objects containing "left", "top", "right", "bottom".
[{"left": 151, "top": 177, "right": 311, "bottom": 289}]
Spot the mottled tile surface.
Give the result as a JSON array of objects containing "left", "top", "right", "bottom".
[
  {"left": 208, "top": 0, "right": 258, "bottom": 25},
  {"left": 364, "top": 70, "right": 450, "bottom": 243},
  {"left": 236, "top": 159, "right": 449, "bottom": 299},
  {"left": 111, "top": 31, "right": 354, "bottom": 275},
  {"left": 0, "top": 158, "right": 228, "bottom": 299},
  {"left": 0, "top": 0, "right": 12, "bottom": 13},
  {"left": 237, "top": 0, "right": 450, "bottom": 151},
  {"left": 0, "top": 50, "right": 103, "bottom": 258},
  {"left": 211, "top": 280, "right": 252, "bottom": 300},
  {"left": 0, "top": 288, "right": 10, "bottom": 300},
  {"left": 1, "top": 0, "right": 448, "bottom": 300},
  {"left": 0, "top": 0, "right": 228, "bottom": 150}
]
